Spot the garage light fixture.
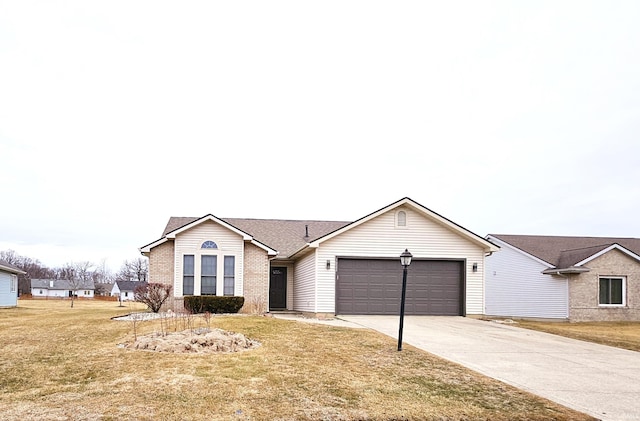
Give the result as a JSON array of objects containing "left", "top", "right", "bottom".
[
  {"left": 472, "top": 262, "right": 478, "bottom": 272},
  {"left": 398, "top": 248, "right": 413, "bottom": 351},
  {"left": 326, "top": 260, "right": 331, "bottom": 270}
]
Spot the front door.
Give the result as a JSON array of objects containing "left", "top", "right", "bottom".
[{"left": 269, "top": 267, "right": 287, "bottom": 310}]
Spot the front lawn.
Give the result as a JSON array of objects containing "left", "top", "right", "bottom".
[
  {"left": 0, "top": 300, "right": 595, "bottom": 420},
  {"left": 515, "top": 320, "right": 640, "bottom": 352}
]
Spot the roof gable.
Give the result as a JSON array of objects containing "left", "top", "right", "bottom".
[
  {"left": 142, "top": 197, "right": 496, "bottom": 258},
  {"left": 141, "top": 215, "right": 279, "bottom": 255},
  {"left": 490, "top": 234, "right": 640, "bottom": 270},
  {"left": 306, "top": 197, "right": 498, "bottom": 253}
]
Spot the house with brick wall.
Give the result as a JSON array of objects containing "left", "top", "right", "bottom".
[
  {"left": 140, "top": 197, "right": 498, "bottom": 316},
  {"left": 485, "top": 234, "right": 640, "bottom": 321}
]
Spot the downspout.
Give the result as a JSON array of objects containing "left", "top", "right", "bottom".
[{"left": 552, "top": 271, "right": 571, "bottom": 320}]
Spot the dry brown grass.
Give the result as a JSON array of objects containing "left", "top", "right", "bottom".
[
  {"left": 0, "top": 300, "right": 596, "bottom": 421},
  {"left": 515, "top": 320, "right": 640, "bottom": 352}
]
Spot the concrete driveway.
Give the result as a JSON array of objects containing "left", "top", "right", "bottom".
[{"left": 339, "top": 315, "right": 640, "bottom": 421}]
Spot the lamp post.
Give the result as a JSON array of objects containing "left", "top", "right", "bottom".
[{"left": 397, "top": 248, "right": 412, "bottom": 351}]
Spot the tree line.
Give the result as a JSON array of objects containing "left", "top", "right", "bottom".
[{"left": 0, "top": 249, "right": 148, "bottom": 296}]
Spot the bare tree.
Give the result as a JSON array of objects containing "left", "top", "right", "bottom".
[
  {"left": 134, "top": 283, "right": 172, "bottom": 313},
  {"left": 0, "top": 249, "right": 55, "bottom": 294},
  {"left": 114, "top": 258, "right": 148, "bottom": 283},
  {"left": 66, "top": 261, "right": 94, "bottom": 308}
]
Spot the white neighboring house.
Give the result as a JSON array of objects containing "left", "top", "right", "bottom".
[
  {"left": 0, "top": 260, "right": 26, "bottom": 308},
  {"left": 111, "top": 281, "right": 146, "bottom": 301},
  {"left": 31, "top": 279, "right": 95, "bottom": 298}
]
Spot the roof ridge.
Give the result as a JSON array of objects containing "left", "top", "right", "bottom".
[
  {"left": 492, "top": 233, "right": 640, "bottom": 240},
  {"left": 560, "top": 243, "right": 615, "bottom": 252}
]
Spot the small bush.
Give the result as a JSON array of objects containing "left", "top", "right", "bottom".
[
  {"left": 183, "top": 296, "right": 245, "bottom": 314},
  {"left": 134, "top": 283, "right": 172, "bottom": 313}
]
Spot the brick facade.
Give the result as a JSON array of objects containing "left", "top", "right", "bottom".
[
  {"left": 569, "top": 249, "right": 640, "bottom": 321},
  {"left": 147, "top": 240, "right": 181, "bottom": 311},
  {"left": 147, "top": 239, "right": 270, "bottom": 314},
  {"left": 241, "top": 242, "right": 270, "bottom": 314}
]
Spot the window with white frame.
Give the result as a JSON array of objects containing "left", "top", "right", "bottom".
[
  {"left": 181, "top": 244, "right": 237, "bottom": 296},
  {"left": 201, "top": 255, "right": 217, "bottom": 295},
  {"left": 224, "top": 256, "right": 235, "bottom": 296},
  {"left": 10, "top": 275, "right": 17, "bottom": 293},
  {"left": 183, "top": 255, "right": 195, "bottom": 295},
  {"left": 599, "top": 276, "right": 625, "bottom": 306}
]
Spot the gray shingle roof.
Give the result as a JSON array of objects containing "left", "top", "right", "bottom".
[
  {"left": 0, "top": 260, "right": 25, "bottom": 274},
  {"left": 31, "top": 278, "right": 95, "bottom": 290},
  {"left": 490, "top": 234, "right": 640, "bottom": 268},
  {"left": 162, "top": 216, "right": 351, "bottom": 258},
  {"left": 115, "top": 280, "right": 147, "bottom": 292}
]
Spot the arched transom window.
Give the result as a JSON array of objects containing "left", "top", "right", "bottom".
[
  {"left": 397, "top": 211, "right": 407, "bottom": 227},
  {"left": 201, "top": 240, "right": 218, "bottom": 249}
]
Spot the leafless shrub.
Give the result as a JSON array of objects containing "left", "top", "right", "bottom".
[
  {"left": 202, "top": 311, "right": 212, "bottom": 330},
  {"left": 134, "top": 283, "right": 172, "bottom": 313}
]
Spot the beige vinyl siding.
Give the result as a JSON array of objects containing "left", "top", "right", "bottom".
[
  {"left": 315, "top": 205, "right": 486, "bottom": 314},
  {"left": 485, "top": 238, "right": 568, "bottom": 318},
  {"left": 173, "top": 220, "right": 244, "bottom": 297},
  {"left": 279, "top": 262, "right": 294, "bottom": 310},
  {"left": 293, "top": 251, "right": 316, "bottom": 312}
]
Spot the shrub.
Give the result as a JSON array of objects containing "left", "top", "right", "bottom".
[
  {"left": 134, "top": 283, "right": 172, "bottom": 313},
  {"left": 183, "top": 296, "right": 245, "bottom": 314}
]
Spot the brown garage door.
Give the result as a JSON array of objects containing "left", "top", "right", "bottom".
[{"left": 336, "top": 258, "right": 464, "bottom": 315}]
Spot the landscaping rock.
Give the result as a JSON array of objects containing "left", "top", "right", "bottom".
[{"left": 124, "top": 328, "right": 260, "bottom": 354}]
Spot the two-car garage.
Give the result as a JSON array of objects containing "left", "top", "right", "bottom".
[{"left": 335, "top": 258, "right": 465, "bottom": 316}]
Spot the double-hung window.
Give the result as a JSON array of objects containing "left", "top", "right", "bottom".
[
  {"left": 183, "top": 255, "right": 195, "bottom": 295},
  {"left": 599, "top": 276, "right": 625, "bottom": 306},
  {"left": 201, "top": 255, "right": 217, "bottom": 295},
  {"left": 224, "top": 256, "right": 235, "bottom": 296}
]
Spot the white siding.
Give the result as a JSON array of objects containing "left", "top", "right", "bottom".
[
  {"left": 485, "top": 238, "right": 568, "bottom": 319},
  {"left": 314, "top": 206, "right": 487, "bottom": 314},
  {"left": 173, "top": 220, "right": 244, "bottom": 297},
  {"left": 293, "top": 251, "right": 316, "bottom": 312}
]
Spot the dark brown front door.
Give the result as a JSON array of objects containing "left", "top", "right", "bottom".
[{"left": 269, "top": 267, "right": 287, "bottom": 310}]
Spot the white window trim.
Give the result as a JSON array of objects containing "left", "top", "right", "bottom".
[
  {"left": 598, "top": 276, "right": 626, "bottom": 307},
  {"left": 182, "top": 250, "right": 238, "bottom": 297},
  {"left": 10, "top": 275, "right": 17, "bottom": 293}
]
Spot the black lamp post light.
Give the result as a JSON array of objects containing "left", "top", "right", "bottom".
[{"left": 397, "top": 248, "right": 412, "bottom": 351}]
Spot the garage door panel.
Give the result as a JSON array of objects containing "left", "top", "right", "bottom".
[{"left": 337, "top": 259, "right": 463, "bottom": 315}]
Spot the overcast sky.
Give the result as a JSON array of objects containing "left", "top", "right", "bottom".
[{"left": 1, "top": 1, "right": 639, "bottom": 271}]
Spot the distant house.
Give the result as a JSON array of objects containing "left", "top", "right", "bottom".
[
  {"left": 0, "top": 260, "right": 26, "bottom": 308},
  {"left": 111, "top": 281, "right": 145, "bottom": 301},
  {"left": 31, "top": 279, "right": 95, "bottom": 299},
  {"left": 485, "top": 234, "right": 640, "bottom": 321}
]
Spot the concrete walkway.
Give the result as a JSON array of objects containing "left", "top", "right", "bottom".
[{"left": 338, "top": 315, "right": 640, "bottom": 421}]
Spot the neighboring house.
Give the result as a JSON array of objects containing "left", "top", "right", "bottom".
[
  {"left": 0, "top": 260, "right": 26, "bottom": 308},
  {"left": 140, "top": 197, "right": 498, "bottom": 316},
  {"left": 31, "top": 279, "right": 95, "bottom": 298},
  {"left": 485, "top": 234, "right": 640, "bottom": 321},
  {"left": 111, "top": 281, "right": 146, "bottom": 301}
]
